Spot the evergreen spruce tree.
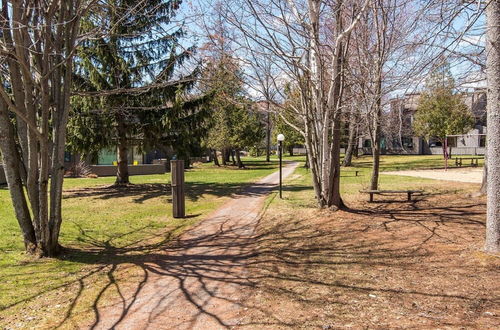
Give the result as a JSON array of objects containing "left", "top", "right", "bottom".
[{"left": 69, "top": 0, "right": 206, "bottom": 183}]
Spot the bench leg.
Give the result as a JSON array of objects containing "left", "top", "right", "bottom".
[
  {"left": 407, "top": 192, "right": 412, "bottom": 201},
  {"left": 369, "top": 193, "right": 374, "bottom": 202}
]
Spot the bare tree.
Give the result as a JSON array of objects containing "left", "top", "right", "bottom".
[
  {"left": 349, "top": 0, "right": 427, "bottom": 189},
  {"left": 485, "top": 0, "right": 500, "bottom": 253},
  {"left": 0, "top": 1, "right": 93, "bottom": 256},
  {"left": 221, "top": 0, "right": 370, "bottom": 209},
  {"left": 244, "top": 54, "right": 281, "bottom": 163},
  {"left": 342, "top": 100, "right": 360, "bottom": 166}
]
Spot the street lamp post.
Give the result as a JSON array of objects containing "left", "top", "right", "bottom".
[{"left": 277, "top": 134, "right": 285, "bottom": 199}]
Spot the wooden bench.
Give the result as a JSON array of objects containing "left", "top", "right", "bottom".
[
  {"left": 455, "top": 157, "right": 482, "bottom": 167},
  {"left": 360, "top": 189, "right": 424, "bottom": 202},
  {"left": 341, "top": 170, "right": 360, "bottom": 177}
]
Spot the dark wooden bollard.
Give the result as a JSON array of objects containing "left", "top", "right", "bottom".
[{"left": 171, "top": 160, "right": 185, "bottom": 218}]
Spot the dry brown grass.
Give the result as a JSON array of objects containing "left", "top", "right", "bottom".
[{"left": 241, "top": 186, "right": 500, "bottom": 328}]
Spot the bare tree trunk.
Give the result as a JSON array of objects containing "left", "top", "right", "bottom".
[
  {"left": 0, "top": 101, "right": 37, "bottom": 252},
  {"left": 235, "top": 149, "right": 245, "bottom": 168},
  {"left": 115, "top": 118, "right": 129, "bottom": 185},
  {"left": 370, "top": 142, "right": 381, "bottom": 190},
  {"left": 328, "top": 115, "right": 344, "bottom": 209},
  {"left": 370, "top": 88, "right": 382, "bottom": 190},
  {"left": 441, "top": 140, "right": 449, "bottom": 160},
  {"left": 480, "top": 153, "right": 487, "bottom": 194},
  {"left": 343, "top": 113, "right": 357, "bottom": 167},
  {"left": 231, "top": 149, "right": 236, "bottom": 165},
  {"left": 369, "top": 0, "right": 387, "bottom": 191},
  {"left": 485, "top": 1, "right": 500, "bottom": 253},
  {"left": 48, "top": 66, "right": 72, "bottom": 254},
  {"left": 212, "top": 149, "right": 220, "bottom": 166},
  {"left": 221, "top": 149, "right": 227, "bottom": 166},
  {"left": 266, "top": 108, "right": 271, "bottom": 162},
  {"left": 322, "top": 0, "right": 346, "bottom": 210}
]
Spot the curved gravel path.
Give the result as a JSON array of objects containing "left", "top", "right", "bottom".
[
  {"left": 89, "top": 162, "right": 299, "bottom": 330},
  {"left": 383, "top": 167, "right": 483, "bottom": 183}
]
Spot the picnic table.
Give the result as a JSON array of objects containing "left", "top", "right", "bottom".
[
  {"left": 360, "top": 189, "right": 424, "bottom": 202},
  {"left": 454, "top": 157, "right": 483, "bottom": 167},
  {"left": 342, "top": 170, "right": 360, "bottom": 177}
]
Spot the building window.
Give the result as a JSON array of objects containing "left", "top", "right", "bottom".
[{"left": 447, "top": 137, "right": 457, "bottom": 148}]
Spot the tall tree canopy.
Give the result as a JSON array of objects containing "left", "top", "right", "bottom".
[{"left": 68, "top": 0, "right": 206, "bottom": 183}]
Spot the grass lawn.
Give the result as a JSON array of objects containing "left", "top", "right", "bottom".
[
  {"left": 0, "top": 157, "right": 282, "bottom": 329},
  {"left": 243, "top": 155, "right": 499, "bottom": 328}
]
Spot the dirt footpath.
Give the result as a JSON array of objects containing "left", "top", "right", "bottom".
[
  {"left": 384, "top": 167, "right": 483, "bottom": 183},
  {"left": 88, "top": 162, "right": 299, "bottom": 330}
]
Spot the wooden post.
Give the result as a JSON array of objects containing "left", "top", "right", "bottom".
[{"left": 171, "top": 160, "right": 185, "bottom": 218}]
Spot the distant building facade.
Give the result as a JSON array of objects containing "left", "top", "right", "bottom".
[{"left": 358, "top": 88, "right": 487, "bottom": 156}]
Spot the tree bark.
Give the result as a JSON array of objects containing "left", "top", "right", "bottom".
[
  {"left": 480, "top": 153, "right": 487, "bottom": 194},
  {"left": 370, "top": 93, "right": 382, "bottom": 190},
  {"left": 221, "top": 149, "right": 227, "bottom": 166},
  {"left": 212, "top": 149, "right": 220, "bottom": 166},
  {"left": 485, "top": 1, "right": 500, "bottom": 253},
  {"left": 343, "top": 113, "right": 357, "bottom": 167},
  {"left": 369, "top": 0, "right": 386, "bottom": 191},
  {"left": 315, "top": 0, "right": 347, "bottom": 210},
  {"left": 441, "top": 139, "right": 449, "bottom": 160},
  {"left": 370, "top": 141, "right": 381, "bottom": 190},
  {"left": 231, "top": 149, "right": 236, "bottom": 165},
  {"left": 288, "top": 146, "right": 294, "bottom": 156},
  {"left": 235, "top": 149, "right": 245, "bottom": 168},
  {"left": 0, "top": 101, "right": 37, "bottom": 252},
  {"left": 266, "top": 108, "right": 271, "bottom": 162}
]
